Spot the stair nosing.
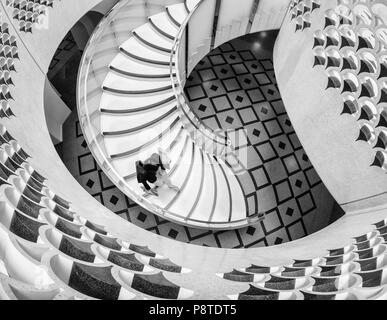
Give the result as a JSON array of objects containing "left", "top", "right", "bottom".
[
  {"left": 132, "top": 30, "right": 173, "bottom": 54},
  {"left": 109, "top": 65, "right": 175, "bottom": 79},
  {"left": 119, "top": 47, "right": 172, "bottom": 66},
  {"left": 100, "top": 95, "right": 176, "bottom": 114},
  {"left": 148, "top": 17, "right": 176, "bottom": 41},
  {"left": 103, "top": 105, "right": 178, "bottom": 136},
  {"left": 102, "top": 84, "right": 173, "bottom": 95},
  {"left": 110, "top": 117, "right": 180, "bottom": 159},
  {"left": 166, "top": 7, "right": 182, "bottom": 28}
]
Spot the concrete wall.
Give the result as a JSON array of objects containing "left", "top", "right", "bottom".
[{"left": 273, "top": 0, "right": 387, "bottom": 214}]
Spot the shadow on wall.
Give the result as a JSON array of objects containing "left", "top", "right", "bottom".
[{"left": 44, "top": 10, "right": 105, "bottom": 151}]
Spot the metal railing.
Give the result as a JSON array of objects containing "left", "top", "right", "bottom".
[{"left": 169, "top": 1, "right": 234, "bottom": 160}]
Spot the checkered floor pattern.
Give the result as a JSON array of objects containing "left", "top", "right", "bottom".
[
  {"left": 60, "top": 35, "right": 342, "bottom": 248},
  {"left": 184, "top": 40, "right": 338, "bottom": 226}
]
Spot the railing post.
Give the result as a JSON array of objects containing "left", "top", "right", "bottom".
[{"left": 210, "top": 0, "right": 222, "bottom": 50}]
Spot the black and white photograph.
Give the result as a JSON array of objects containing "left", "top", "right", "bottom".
[{"left": 0, "top": 0, "right": 385, "bottom": 313}]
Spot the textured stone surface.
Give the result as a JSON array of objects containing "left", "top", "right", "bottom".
[
  {"left": 149, "top": 258, "right": 182, "bottom": 273},
  {"left": 68, "top": 263, "right": 120, "bottom": 300},
  {"left": 132, "top": 273, "right": 180, "bottom": 299},
  {"left": 108, "top": 251, "right": 144, "bottom": 272},
  {"left": 59, "top": 237, "right": 95, "bottom": 262},
  {"left": 9, "top": 211, "right": 43, "bottom": 242}
]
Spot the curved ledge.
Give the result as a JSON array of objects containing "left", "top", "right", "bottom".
[
  {"left": 109, "top": 65, "right": 174, "bottom": 79},
  {"left": 109, "top": 117, "right": 180, "bottom": 159},
  {"left": 148, "top": 17, "right": 175, "bottom": 41},
  {"left": 100, "top": 95, "right": 176, "bottom": 114},
  {"left": 102, "top": 106, "right": 177, "bottom": 136},
  {"left": 166, "top": 7, "right": 181, "bottom": 28},
  {"left": 119, "top": 47, "right": 172, "bottom": 66},
  {"left": 132, "top": 31, "right": 172, "bottom": 54},
  {"left": 102, "top": 84, "right": 173, "bottom": 95}
]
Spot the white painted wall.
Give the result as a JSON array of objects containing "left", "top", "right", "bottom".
[{"left": 273, "top": 0, "right": 387, "bottom": 213}]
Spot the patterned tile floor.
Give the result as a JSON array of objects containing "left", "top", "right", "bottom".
[
  {"left": 184, "top": 33, "right": 341, "bottom": 224},
  {"left": 60, "top": 31, "right": 343, "bottom": 248}
]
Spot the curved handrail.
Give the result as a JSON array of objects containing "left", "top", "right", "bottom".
[{"left": 169, "top": 0, "right": 232, "bottom": 154}]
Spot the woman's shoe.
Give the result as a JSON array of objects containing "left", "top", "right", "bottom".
[{"left": 142, "top": 189, "right": 158, "bottom": 197}]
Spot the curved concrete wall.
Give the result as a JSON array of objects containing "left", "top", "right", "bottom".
[
  {"left": 187, "top": 0, "right": 290, "bottom": 76},
  {"left": 1, "top": 0, "right": 387, "bottom": 299}
]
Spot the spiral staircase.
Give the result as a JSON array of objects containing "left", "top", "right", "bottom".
[
  {"left": 100, "top": 2, "right": 247, "bottom": 228},
  {"left": 79, "top": 0, "right": 259, "bottom": 230}
]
